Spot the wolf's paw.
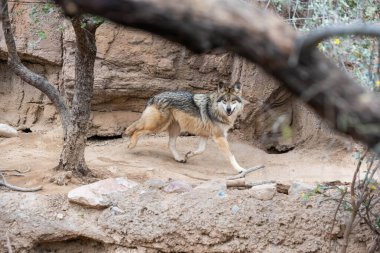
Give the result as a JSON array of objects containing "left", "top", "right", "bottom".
[
  {"left": 185, "top": 151, "right": 193, "bottom": 159},
  {"left": 175, "top": 158, "right": 187, "bottom": 163},
  {"left": 127, "top": 143, "right": 136, "bottom": 149}
]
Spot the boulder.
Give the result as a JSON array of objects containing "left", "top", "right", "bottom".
[
  {"left": 163, "top": 180, "right": 192, "bottom": 193},
  {"left": 144, "top": 178, "right": 167, "bottom": 190},
  {"left": 0, "top": 124, "right": 18, "bottom": 138},
  {"left": 68, "top": 177, "right": 139, "bottom": 208},
  {"left": 250, "top": 183, "right": 277, "bottom": 201}
]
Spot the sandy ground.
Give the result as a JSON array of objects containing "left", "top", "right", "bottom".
[{"left": 0, "top": 128, "right": 359, "bottom": 194}]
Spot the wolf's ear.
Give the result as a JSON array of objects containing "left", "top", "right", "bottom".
[
  {"left": 217, "top": 81, "right": 226, "bottom": 93},
  {"left": 233, "top": 81, "right": 242, "bottom": 94}
]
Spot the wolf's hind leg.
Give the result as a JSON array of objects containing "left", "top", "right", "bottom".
[
  {"left": 127, "top": 105, "right": 167, "bottom": 149},
  {"left": 213, "top": 136, "right": 246, "bottom": 173},
  {"left": 168, "top": 121, "right": 186, "bottom": 163},
  {"left": 185, "top": 137, "right": 208, "bottom": 160},
  {"left": 128, "top": 129, "right": 153, "bottom": 149}
]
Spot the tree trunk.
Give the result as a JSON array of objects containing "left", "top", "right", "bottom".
[
  {"left": 1, "top": 0, "right": 102, "bottom": 176},
  {"left": 56, "top": 16, "right": 100, "bottom": 176}
]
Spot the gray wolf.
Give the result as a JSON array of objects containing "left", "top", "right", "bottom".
[{"left": 125, "top": 81, "right": 247, "bottom": 173}]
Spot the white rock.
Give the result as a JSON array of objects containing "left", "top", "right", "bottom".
[
  {"left": 250, "top": 183, "right": 276, "bottom": 201},
  {"left": 0, "top": 124, "right": 18, "bottom": 138},
  {"left": 68, "top": 177, "right": 138, "bottom": 208},
  {"left": 288, "top": 181, "right": 315, "bottom": 196},
  {"left": 163, "top": 180, "right": 192, "bottom": 193},
  {"left": 144, "top": 178, "right": 167, "bottom": 189}
]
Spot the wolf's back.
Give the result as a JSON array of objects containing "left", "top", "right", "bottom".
[{"left": 147, "top": 91, "right": 201, "bottom": 116}]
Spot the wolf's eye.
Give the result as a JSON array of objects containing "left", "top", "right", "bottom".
[
  {"left": 231, "top": 100, "right": 237, "bottom": 104},
  {"left": 222, "top": 99, "right": 227, "bottom": 104}
]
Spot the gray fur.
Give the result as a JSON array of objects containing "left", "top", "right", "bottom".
[{"left": 147, "top": 91, "right": 224, "bottom": 123}]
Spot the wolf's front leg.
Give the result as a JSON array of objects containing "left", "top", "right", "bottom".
[
  {"left": 168, "top": 122, "right": 186, "bottom": 163},
  {"left": 213, "top": 136, "right": 246, "bottom": 173},
  {"left": 185, "top": 137, "right": 208, "bottom": 160}
]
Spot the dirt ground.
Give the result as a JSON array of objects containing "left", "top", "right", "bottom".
[{"left": 1, "top": 128, "right": 357, "bottom": 193}]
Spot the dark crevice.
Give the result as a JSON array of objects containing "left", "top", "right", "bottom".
[
  {"left": 87, "top": 134, "right": 123, "bottom": 141},
  {"left": 266, "top": 146, "right": 294, "bottom": 154},
  {"left": 21, "top": 128, "right": 32, "bottom": 133}
]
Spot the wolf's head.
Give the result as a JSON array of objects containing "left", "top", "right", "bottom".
[{"left": 216, "top": 81, "right": 243, "bottom": 117}]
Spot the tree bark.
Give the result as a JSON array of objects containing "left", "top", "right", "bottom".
[
  {"left": 54, "top": 0, "right": 380, "bottom": 153},
  {"left": 57, "top": 16, "right": 99, "bottom": 176}
]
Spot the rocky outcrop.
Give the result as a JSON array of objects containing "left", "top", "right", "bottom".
[
  {"left": 0, "top": 186, "right": 376, "bottom": 253},
  {"left": 0, "top": 3, "right": 337, "bottom": 151}
]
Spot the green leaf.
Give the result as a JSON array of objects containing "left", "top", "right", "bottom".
[
  {"left": 281, "top": 125, "right": 292, "bottom": 140},
  {"left": 29, "top": 5, "right": 38, "bottom": 20},
  {"left": 37, "top": 31, "right": 47, "bottom": 40},
  {"left": 342, "top": 200, "right": 353, "bottom": 212},
  {"left": 91, "top": 16, "right": 105, "bottom": 25},
  {"left": 42, "top": 3, "right": 54, "bottom": 14}
]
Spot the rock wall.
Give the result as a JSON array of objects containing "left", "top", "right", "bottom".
[{"left": 0, "top": 3, "right": 337, "bottom": 151}]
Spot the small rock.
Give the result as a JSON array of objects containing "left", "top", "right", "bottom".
[
  {"left": 56, "top": 213, "right": 64, "bottom": 220},
  {"left": 110, "top": 206, "right": 125, "bottom": 215},
  {"left": 144, "top": 178, "right": 167, "bottom": 189},
  {"left": 250, "top": 183, "right": 276, "bottom": 201},
  {"left": 217, "top": 190, "right": 228, "bottom": 198},
  {"left": 163, "top": 180, "right": 192, "bottom": 193},
  {"left": 50, "top": 171, "right": 72, "bottom": 186},
  {"left": 231, "top": 205, "right": 240, "bottom": 214},
  {"left": 195, "top": 180, "right": 226, "bottom": 192},
  {"left": 68, "top": 177, "right": 139, "bottom": 208},
  {"left": 288, "top": 181, "right": 315, "bottom": 196},
  {"left": 0, "top": 124, "right": 18, "bottom": 138}
]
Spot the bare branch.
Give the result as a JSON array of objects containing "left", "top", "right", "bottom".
[
  {"left": 226, "top": 165, "right": 265, "bottom": 180},
  {"left": 53, "top": 0, "right": 380, "bottom": 154},
  {"left": 328, "top": 187, "right": 347, "bottom": 251},
  {"left": 0, "top": 173, "right": 42, "bottom": 192},
  {"left": 0, "top": 0, "right": 71, "bottom": 133}
]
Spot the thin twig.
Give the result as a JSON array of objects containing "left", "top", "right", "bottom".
[
  {"left": 351, "top": 150, "right": 368, "bottom": 210},
  {"left": 328, "top": 187, "right": 347, "bottom": 252},
  {"left": 6, "top": 232, "right": 13, "bottom": 253},
  {"left": 226, "top": 165, "right": 265, "bottom": 180},
  {"left": 0, "top": 168, "right": 31, "bottom": 174},
  {"left": 0, "top": 173, "right": 42, "bottom": 192}
]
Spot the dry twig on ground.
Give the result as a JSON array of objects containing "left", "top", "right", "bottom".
[{"left": 0, "top": 172, "right": 42, "bottom": 192}]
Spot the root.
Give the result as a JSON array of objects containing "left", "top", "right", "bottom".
[{"left": 0, "top": 172, "right": 42, "bottom": 192}]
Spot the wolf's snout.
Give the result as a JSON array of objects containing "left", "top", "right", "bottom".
[{"left": 226, "top": 106, "right": 232, "bottom": 115}]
